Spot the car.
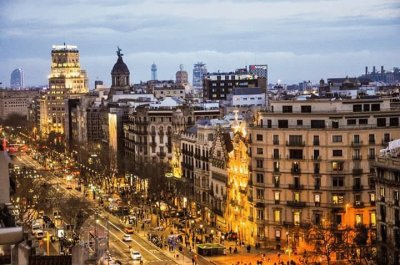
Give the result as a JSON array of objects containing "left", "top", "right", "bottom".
[
  {"left": 130, "top": 250, "right": 142, "bottom": 260},
  {"left": 152, "top": 226, "right": 165, "bottom": 231},
  {"left": 124, "top": 226, "right": 134, "bottom": 234},
  {"left": 122, "top": 234, "right": 132, "bottom": 242},
  {"left": 35, "top": 230, "right": 44, "bottom": 239}
]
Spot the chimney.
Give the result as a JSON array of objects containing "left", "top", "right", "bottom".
[{"left": 365, "top": 66, "right": 368, "bottom": 76}]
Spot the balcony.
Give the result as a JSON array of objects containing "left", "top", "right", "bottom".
[
  {"left": 352, "top": 169, "right": 363, "bottom": 175},
  {"left": 275, "top": 200, "right": 280, "bottom": 205},
  {"left": 368, "top": 154, "right": 376, "bottom": 160},
  {"left": 314, "top": 202, "right": 321, "bottom": 207},
  {"left": 353, "top": 201, "right": 365, "bottom": 208},
  {"left": 271, "top": 154, "right": 281, "bottom": 160},
  {"left": 274, "top": 182, "right": 280, "bottom": 188},
  {"left": 291, "top": 168, "right": 301, "bottom": 174},
  {"left": 135, "top": 120, "right": 149, "bottom": 125},
  {"left": 352, "top": 185, "right": 363, "bottom": 191},
  {"left": 352, "top": 155, "right": 362, "bottom": 161},
  {"left": 351, "top": 140, "right": 363, "bottom": 147},
  {"left": 274, "top": 168, "right": 280, "bottom": 173},
  {"left": 287, "top": 201, "right": 306, "bottom": 208},
  {"left": 314, "top": 185, "right": 320, "bottom": 190},
  {"left": 314, "top": 167, "right": 320, "bottom": 174},
  {"left": 289, "top": 184, "right": 304, "bottom": 190},
  {"left": 313, "top": 140, "right": 320, "bottom": 146},
  {"left": 370, "top": 201, "right": 376, "bottom": 206},
  {"left": 273, "top": 140, "right": 280, "bottom": 145},
  {"left": 286, "top": 140, "right": 305, "bottom": 147}
]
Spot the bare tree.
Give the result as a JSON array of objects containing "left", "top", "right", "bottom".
[{"left": 306, "top": 224, "right": 351, "bottom": 264}]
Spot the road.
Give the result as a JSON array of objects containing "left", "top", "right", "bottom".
[{"left": 12, "top": 153, "right": 179, "bottom": 264}]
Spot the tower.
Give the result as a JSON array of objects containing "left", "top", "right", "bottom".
[
  {"left": 109, "top": 47, "right": 131, "bottom": 98},
  {"left": 176, "top": 64, "right": 188, "bottom": 85},
  {"left": 193, "top": 62, "right": 207, "bottom": 89},
  {"left": 151, "top": 62, "right": 157, "bottom": 81},
  {"left": 10, "top": 68, "right": 24, "bottom": 89},
  {"left": 40, "top": 44, "right": 89, "bottom": 136}
]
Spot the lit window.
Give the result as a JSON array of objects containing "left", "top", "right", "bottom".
[
  {"left": 355, "top": 214, "right": 362, "bottom": 225},
  {"left": 370, "top": 212, "right": 376, "bottom": 226},
  {"left": 294, "top": 211, "right": 300, "bottom": 225},
  {"left": 274, "top": 209, "right": 281, "bottom": 222},
  {"left": 294, "top": 192, "right": 300, "bottom": 202},
  {"left": 274, "top": 192, "right": 280, "bottom": 201},
  {"left": 314, "top": 194, "right": 320, "bottom": 202}
]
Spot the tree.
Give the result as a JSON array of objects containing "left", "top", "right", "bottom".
[
  {"left": 60, "top": 196, "right": 91, "bottom": 233},
  {"left": 306, "top": 224, "right": 351, "bottom": 264}
]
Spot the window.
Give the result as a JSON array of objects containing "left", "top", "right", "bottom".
[
  {"left": 294, "top": 192, "right": 300, "bottom": 202},
  {"left": 353, "top": 104, "right": 362, "bottom": 112},
  {"left": 256, "top": 134, "right": 263, "bottom": 141},
  {"left": 332, "top": 150, "right": 343, "bottom": 157},
  {"left": 289, "top": 135, "right": 303, "bottom": 145},
  {"left": 256, "top": 173, "right": 264, "bottom": 183},
  {"left": 256, "top": 209, "right": 264, "bottom": 221},
  {"left": 273, "top": 149, "right": 280, "bottom": 159},
  {"left": 370, "top": 193, "right": 376, "bottom": 203},
  {"left": 256, "top": 189, "right": 264, "bottom": 199},
  {"left": 301, "top": 105, "right": 312, "bottom": 113},
  {"left": 390, "top": 117, "right": 399, "bottom": 127},
  {"left": 314, "top": 194, "right": 321, "bottom": 203},
  {"left": 332, "top": 161, "right": 344, "bottom": 171},
  {"left": 314, "top": 150, "right": 320, "bottom": 160},
  {"left": 355, "top": 214, "right": 362, "bottom": 225},
  {"left": 274, "top": 192, "right": 280, "bottom": 202},
  {"left": 256, "top": 159, "right": 263, "bottom": 168},
  {"left": 332, "top": 135, "right": 342, "bottom": 143},
  {"left": 332, "top": 121, "right": 339, "bottom": 128},
  {"left": 273, "top": 161, "right": 280, "bottom": 172},
  {"left": 370, "top": 212, "right": 376, "bottom": 226},
  {"left": 313, "top": 135, "right": 320, "bottom": 145},
  {"left": 384, "top": 133, "right": 390, "bottom": 142},
  {"left": 274, "top": 209, "right": 281, "bottom": 222},
  {"left": 371, "top": 104, "right": 380, "bottom": 111},
  {"left": 275, "top": 230, "right": 281, "bottom": 240},
  {"left": 257, "top": 148, "right": 263, "bottom": 155},
  {"left": 297, "top": 120, "right": 303, "bottom": 126},
  {"left": 289, "top": 149, "right": 303, "bottom": 159},
  {"left": 293, "top": 211, "right": 300, "bottom": 225},
  {"left": 369, "top": 134, "right": 375, "bottom": 144},
  {"left": 347, "top": 119, "right": 356, "bottom": 125},
  {"left": 278, "top": 120, "right": 288, "bottom": 128},
  {"left": 377, "top": 118, "right": 386, "bottom": 127},
  {"left": 379, "top": 187, "right": 385, "bottom": 198},
  {"left": 359, "top": 119, "right": 368, "bottom": 125},
  {"left": 282, "top": 106, "right": 293, "bottom": 113},
  {"left": 363, "top": 104, "right": 370, "bottom": 111},
  {"left": 311, "top": 120, "right": 326, "bottom": 128},
  {"left": 332, "top": 194, "right": 344, "bottom": 204},
  {"left": 333, "top": 177, "right": 344, "bottom": 187},
  {"left": 273, "top": 135, "right": 279, "bottom": 145}
]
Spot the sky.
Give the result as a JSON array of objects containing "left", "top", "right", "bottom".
[{"left": 0, "top": 0, "right": 399, "bottom": 88}]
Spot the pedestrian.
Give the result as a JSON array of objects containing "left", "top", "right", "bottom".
[
  {"left": 229, "top": 246, "right": 232, "bottom": 254},
  {"left": 192, "top": 257, "right": 195, "bottom": 265}
]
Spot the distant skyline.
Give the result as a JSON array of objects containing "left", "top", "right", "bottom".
[{"left": 1, "top": 0, "right": 399, "bottom": 88}]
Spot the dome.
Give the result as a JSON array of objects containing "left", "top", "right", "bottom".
[{"left": 111, "top": 56, "right": 130, "bottom": 75}]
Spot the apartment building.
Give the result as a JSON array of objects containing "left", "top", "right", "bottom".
[
  {"left": 373, "top": 144, "right": 400, "bottom": 265},
  {"left": 247, "top": 97, "right": 400, "bottom": 248}
]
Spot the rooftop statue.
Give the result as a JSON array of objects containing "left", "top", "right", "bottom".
[{"left": 116, "top": 46, "right": 124, "bottom": 57}]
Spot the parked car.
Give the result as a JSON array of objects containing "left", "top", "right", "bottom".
[
  {"left": 35, "top": 230, "right": 44, "bottom": 240},
  {"left": 130, "top": 250, "right": 142, "bottom": 260},
  {"left": 124, "top": 226, "right": 134, "bottom": 234},
  {"left": 122, "top": 234, "right": 132, "bottom": 242}
]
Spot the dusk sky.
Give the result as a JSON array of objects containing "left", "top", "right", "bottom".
[{"left": 1, "top": 0, "right": 399, "bottom": 88}]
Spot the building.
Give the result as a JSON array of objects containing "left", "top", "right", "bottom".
[
  {"left": 249, "top": 65, "right": 268, "bottom": 82},
  {"left": 373, "top": 141, "right": 400, "bottom": 265},
  {"left": 247, "top": 96, "right": 400, "bottom": 251},
  {"left": 0, "top": 89, "right": 40, "bottom": 121},
  {"left": 10, "top": 68, "right": 24, "bottom": 89},
  {"left": 231, "top": 87, "right": 266, "bottom": 107},
  {"left": 193, "top": 62, "right": 207, "bottom": 89},
  {"left": 203, "top": 70, "right": 267, "bottom": 101},
  {"left": 39, "top": 44, "right": 89, "bottom": 136},
  {"left": 109, "top": 47, "right": 131, "bottom": 99},
  {"left": 151, "top": 62, "right": 157, "bottom": 81},
  {"left": 153, "top": 85, "right": 186, "bottom": 100}
]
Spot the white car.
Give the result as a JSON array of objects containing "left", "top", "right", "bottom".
[
  {"left": 122, "top": 234, "right": 132, "bottom": 242},
  {"left": 130, "top": 250, "right": 142, "bottom": 260}
]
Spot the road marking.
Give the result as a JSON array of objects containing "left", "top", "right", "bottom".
[{"left": 106, "top": 220, "right": 161, "bottom": 261}]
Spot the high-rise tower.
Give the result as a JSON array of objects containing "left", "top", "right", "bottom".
[
  {"left": 10, "top": 68, "right": 24, "bottom": 89},
  {"left": 40, "top": 44, "right": 89, "bottom": 136},
  {"left": 151, "top": 62, "right": 157, "bottom": 81},
  {"left": 193, "top": 62, "right": 207, "bottom": 89},
  {"left": 176, "top": 64, "right": 188, "bottom": 85}
]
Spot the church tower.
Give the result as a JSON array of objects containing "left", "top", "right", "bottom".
[{"left": 109, "top": 47, "right": 131, "bottom": 98}]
